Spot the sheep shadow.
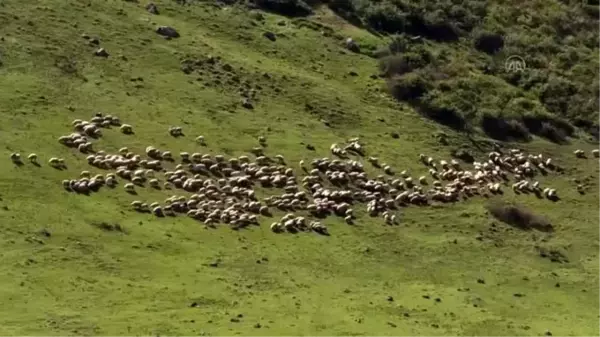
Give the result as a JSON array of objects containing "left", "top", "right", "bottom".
[
  {"left": 13, "top": 161, "right": 24, "bottom": 167},
  {"left": 548, "top": 195, "right": 561, "bottom": 202},
  {"left": 31, "top": 162, "right": 41, "bottom": 168},
  {"left": 126, "top": 190, "right": 138, "bottom": 195},
  {"left": 286, "top": 227, "right": 299, "bottom": 234}
]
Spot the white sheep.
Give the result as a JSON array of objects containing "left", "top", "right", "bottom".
[
  {"left": 593, "top": 149, "right": 599, "bottom": 158},
  {"left": 196, "top": 135, "right": 206, "bottom": 145},
  {"left": 27, "top": 153, "right": 38, "bottom": 163},
  {"left": 10, "top": 153, "right": 21, "bottom": 163},
  {"left": 131, "top": 201, "right": 143, "bottom": 209},
  {"left": 120, "top": 124, "right": 133, "bottom": 134},
  {"left": 124, "top": 183, "right": 135, "bottom": 192}
]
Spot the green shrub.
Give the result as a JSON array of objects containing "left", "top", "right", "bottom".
[
  {"left": 486, "top": 201, "right": 553, "bottom": 232},
  {"left": 251, "top": 0, "right": 313, "bottom": 16},
  {"left": 473, "top": 31, "right": 504, "bottom": 55},
  {"left": 387, "top": 72, "right": 431, "bottom": 101}
]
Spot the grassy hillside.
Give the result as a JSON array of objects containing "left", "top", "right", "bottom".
[{"left": 0, "top": 0, "right": 598, "bottom": 335}]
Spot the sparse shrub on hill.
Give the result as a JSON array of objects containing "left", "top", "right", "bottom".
[
  {"left": 486, "top": 201, "right": 554, "bottom": 232},
  {"left": 366, "top": 0, "right": 597, "bottom": 142},
  {"left": 251, "top": 0, "right": 313, "bottom": 16},
  {"left": 473, "top": 30, "right": 504, "bottom": 55},
  {"left": 386, "top": 71, "right": 431, "bottom": 101},
  {"left": 480, "top": 113, "right": 530, "bottom": 142}
]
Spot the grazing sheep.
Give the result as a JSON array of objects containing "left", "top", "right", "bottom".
[
  {"left": 169, "top": 126, "right": 183, "bottom": 137},
  {"left": 270, "top": 222, "right": 283, "bottom": 233},
  {"left": 275, "top": 154, "right": 285, "bottom": 164},
  {"left": 48, "top": 157, "right": 62, "bottom": 167},
  {"left": 574, "top": 149, "right": 586, "bottom": 158},
  {"left": 119, "top": 147, "right": 129, "bottom": 155},
  {"left": 196, "top": 135, "right": 206, "bottom": 145},
  {"left": 124, "top": 183, "right": 135, "bottom": 193},
  {"left": 120, "top": 124, "right": 133, "bottom": 134},
  {"left": 131, "top": 201, "right": 143, "bottom": 209},
  {"left": 27, "top": 153, "right": 38, "bottom": 164},
  {"left": 10, "top": 153, "right": 21, "bottom": 163},
  {"left": 152, "top": 206, "right": 164, "bottom": 217},
  {"left": 593, "top": 149, "right": 599, "bottom": 158}
]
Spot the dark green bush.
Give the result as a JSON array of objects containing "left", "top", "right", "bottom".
[
  {"left": 251, "top": 0, "right": 313, "bottom": 16},
  {"left": 387, "top": 72, "right": 431, "bottom": 101},
  {"left": 486, "top": 201, "right": 554, "bottom": 232},
  {"left": 481, "top": 113, "right": 531, "bottom": 141},
  {"left": 539, "top": 76, "right": 578, "bottom": 117},
  {"left": 473, "top": 31, "right": 504, "bottom": 54}
]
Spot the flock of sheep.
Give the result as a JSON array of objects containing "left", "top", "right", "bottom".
[{"left": 9, "top": 112, "right": 600, "bottom": 235}]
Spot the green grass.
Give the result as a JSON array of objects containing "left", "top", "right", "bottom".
[{"left": 0, "top": 0, "right": 598, "bottom": 335}]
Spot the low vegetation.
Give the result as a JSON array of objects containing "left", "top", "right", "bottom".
[{"left": 486, "top": 201, "right": 553, "bottom": 232}]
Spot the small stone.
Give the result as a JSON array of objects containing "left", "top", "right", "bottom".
[
  {"left": 263, "top": 31, "right": 276, "bottom": 41},
  {"left": 348, "top": 71, "right": 358, "bottom": 76},
  {"left": 156, "top": 26, "right": 180, "bottom": 38},
  {"left": 555, "top": 282, "right": 560, "bottom": 288},
  {"left": 545, "top": 330, "right": 552, "bottom": 336},
  {"left": 477, "top": 278, "right": 485, "bottom": 284},
  {"left": 387, "top": 296, "right": 394, "bottom": 302},
  {"left": 391, "top": 132, "right": 399, "bottom": 139}
]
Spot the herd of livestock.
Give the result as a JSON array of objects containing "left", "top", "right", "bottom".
[{"left": 9, "top": 113, "right": 599, "bottom": 235}]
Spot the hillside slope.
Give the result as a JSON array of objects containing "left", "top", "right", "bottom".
[{"left": 0, "top": 0, "right": 598, "bottom": 335}]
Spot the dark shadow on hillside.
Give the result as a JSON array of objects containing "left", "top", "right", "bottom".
[{"left": 486, "top": 201, "right": 553, "bottom": 232}]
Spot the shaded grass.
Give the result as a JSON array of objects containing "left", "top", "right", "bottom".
[{"left": 486, "top": 201, "right": 553, "bottom": 232}]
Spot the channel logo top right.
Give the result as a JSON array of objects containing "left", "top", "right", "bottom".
[{"left": 505, "top": 55, "right": 526, "bottom": 73}]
